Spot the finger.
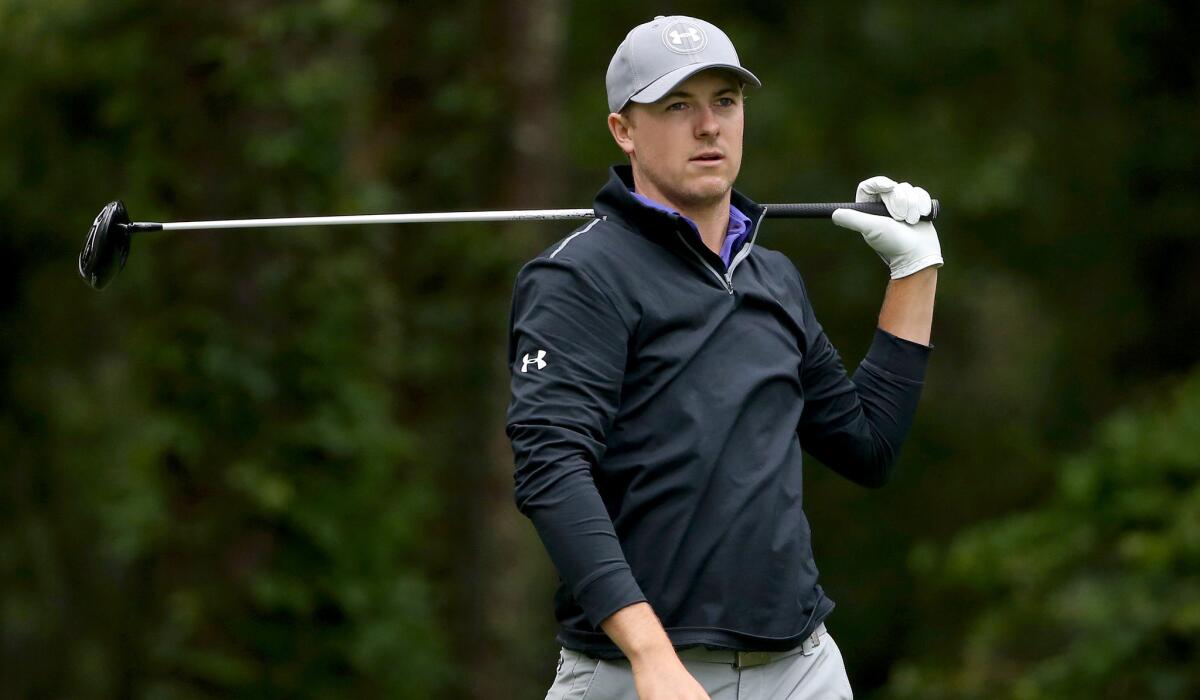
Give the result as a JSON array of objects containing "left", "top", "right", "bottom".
[
  {"left": 832, "top": 208, "right": 882, "bottom": 233},
  {"left": 905, "top": 183, "right": 923, "bottom": 224},
  {"left": 860, "top": 175, "right": 896, "bottom": 193},
  {"left": 856, "top": 175, "right": 896, "bottom": 203},
  {"left": 882, "top": 181, "right": 907, "bottom": 221},
  {"left": 914, "top": 186, "right": 932, "bottom": 217},
  {"left": 879, "top": 191, "right": 898, "bottom": 219},
  {"left": 898, "top": 182, "right": 919, "bottom": 224},
  {"left": 898, "top": 182, "right": 920, "bottom": 223}
]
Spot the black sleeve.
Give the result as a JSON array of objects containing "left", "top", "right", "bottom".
[
  {"left": 506, "top": 256, "right": 647, "bottom": 629},
  {"left": 795, "top": 272, "right": 931, "bottom": 488}
]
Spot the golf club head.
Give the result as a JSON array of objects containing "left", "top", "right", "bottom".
[{"left": 78, "top": 200, "right": 131, "bottom": 290}]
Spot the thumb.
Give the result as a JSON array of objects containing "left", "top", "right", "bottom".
[
  {"left": 832, "top": 208, "right": 882, "bottom": 233},
  {"left": 856, "top": 175, "right": 897, "bottom": 202}
]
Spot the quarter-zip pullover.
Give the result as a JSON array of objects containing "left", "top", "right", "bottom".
[
  {"left": 507, "top": 164, "right": 931, "bottom": 659},
  {"left": 629, "top": 190, "right": 752, "bottom": 268}
]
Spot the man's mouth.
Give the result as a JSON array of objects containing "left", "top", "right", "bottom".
[{"left": 690, "top": 151, "right": 724, "bottom": 163}]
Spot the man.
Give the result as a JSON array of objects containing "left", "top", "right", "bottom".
[{"left": 507, "top": 15, "right": 940, "bottom": 700}]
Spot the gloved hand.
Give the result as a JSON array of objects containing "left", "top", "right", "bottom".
[{"left": 832, "top": 176, "right": 944, "bottom": 279}]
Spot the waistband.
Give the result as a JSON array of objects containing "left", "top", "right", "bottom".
[{"left": 675, "top": 623, "right": 827, "bottom": 669}]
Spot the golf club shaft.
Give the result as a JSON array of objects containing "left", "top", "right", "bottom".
[{"left": 122, "top": 200, "right": 938, "bottom": 233}]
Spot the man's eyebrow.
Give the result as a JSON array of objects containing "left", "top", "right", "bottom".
[{"left": 661, "top": 86, "right": 741, "bottom": 101}]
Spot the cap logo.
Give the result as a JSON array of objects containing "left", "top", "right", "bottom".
[{"left": 661, "top": 21, "right": 707, "bottom": 54}]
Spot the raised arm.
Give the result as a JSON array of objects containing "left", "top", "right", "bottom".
[
  {"left": 796, "top": 175, "right": 941, "bottom": 486},
  {"left": 794, "top": 270, "right": 932, "bottom": 488}
]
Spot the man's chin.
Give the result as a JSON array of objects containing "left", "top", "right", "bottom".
[
  {"left": 680, "top": 175, "right": 733, "bottom": 203},
  {"left": 639, "top": 167, "right": 735, "bottom": 208}
]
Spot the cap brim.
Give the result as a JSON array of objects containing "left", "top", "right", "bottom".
[{"left": 628, "top": 63, "right": 761, "bottom": 107}]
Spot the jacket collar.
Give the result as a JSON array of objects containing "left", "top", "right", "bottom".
[{"left": 592, "top": 164, "right": 766, "bottom": 241}]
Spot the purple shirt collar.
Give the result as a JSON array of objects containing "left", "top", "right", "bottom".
[{"left": 631, "top": 190, "right": 752, "bottom": 269}]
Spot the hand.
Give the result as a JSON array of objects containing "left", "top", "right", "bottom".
[
  {"left": 601, "top": 603, "right": 709, "bottom": 698},
  {"left": 832, "top": 175, "right": 944, "bottom": 279},
  {"left": 631, "top": 653, "right": 711, "bottom": 699}
]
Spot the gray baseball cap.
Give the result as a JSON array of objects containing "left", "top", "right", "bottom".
[{"left": 606, "top": 15, "right": 761, "bottom": 114}]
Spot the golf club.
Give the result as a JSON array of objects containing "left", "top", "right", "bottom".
[{"left": 77, "top": 198, "right": 940, "bottom": 290}]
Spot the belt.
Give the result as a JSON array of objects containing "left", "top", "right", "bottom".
[{"left": 675, "top": 623, "right": 827, "bottom": 670}]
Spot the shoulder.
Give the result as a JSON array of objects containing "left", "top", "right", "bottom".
[
  {"left": 517, "top": 217, "right": 642, "bottom": 287},
  {"left": 536, "top": 217, "right": 609, "bottom": 263},
  {"left": 512, "top": 217, "right": 646, "bottom": 326},
  {"left": 530, "top": 216, "right": 639, "bottom": 265},
  {"left": 514, "top": 218, "right": 617, "bottom": 289}
]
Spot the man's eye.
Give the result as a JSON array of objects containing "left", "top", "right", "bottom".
[
  {"left": 667, "top": 102, "right": 688, "bottom": 111},
  {"left": 716, "top": 97, "right": 735, "bottom": 107}
]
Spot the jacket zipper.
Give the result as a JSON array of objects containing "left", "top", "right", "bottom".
[
  {"left": 673, "top": 227, "right": 733, "bottom": 294},
  {"left": 728, "top": 207, "right": 768, "bottom": 277},
  {"left": 671, "top": 207, "right": 768, "bottom": 295}
]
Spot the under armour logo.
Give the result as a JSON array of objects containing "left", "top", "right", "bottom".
[
  {"left": 662, "top": 21, "right": 707, "bottom": 53},
  {"left": 521, "top": 350, "right": 547, "bottom": 373},
  {"left": 669, "top": 28, "right": 701, "bottom": 45}
]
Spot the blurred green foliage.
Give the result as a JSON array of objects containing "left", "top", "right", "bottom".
[
  {"left": 891, "top": 368, "right": 1200, "bottom": 698},
  {"left": 0, "top": 0, "right": 1196, "bottom": 698}
]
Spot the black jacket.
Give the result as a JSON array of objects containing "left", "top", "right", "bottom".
[{"left": 507, "top": 165, "right": 931, "bottom": 659}]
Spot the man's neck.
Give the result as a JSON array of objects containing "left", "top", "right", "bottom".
[{"left": 631, "top": 173, "right": 731, "bottom": 256}]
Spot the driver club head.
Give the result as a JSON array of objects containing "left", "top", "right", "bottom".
[{"left": 78, "top": 200, "right": 131, "bottom": 290}]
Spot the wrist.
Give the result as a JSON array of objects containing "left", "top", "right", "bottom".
[
  {"left": 600, "top": 601, "right": 679, "bottom": 666},
  {"left": 628, "top": 640, "right": 682, "bottom": 669},
  {"left": 890, "top": 256, "right": 943, "bottom": 279}
]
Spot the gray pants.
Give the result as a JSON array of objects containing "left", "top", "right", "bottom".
[{"left": 544, "top": 624, "right": 853, "bottom": 699}]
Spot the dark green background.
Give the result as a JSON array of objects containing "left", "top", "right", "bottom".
[{"left": 3, "top": 1, "right": 1197, "bottom": 697}]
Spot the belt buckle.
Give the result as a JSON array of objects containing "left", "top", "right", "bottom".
[
  {"left": 800, "top": 628, "right": 823, "bottom": 656},
  {"left": 733, "top": 650, "right": 773, "bottom": 669}
]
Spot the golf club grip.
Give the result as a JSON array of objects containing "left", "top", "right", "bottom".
[{"left": 766, "top": 199, "right": 939, "bottom": 221}]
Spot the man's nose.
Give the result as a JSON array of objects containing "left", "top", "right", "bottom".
[{"left": 694, "top": 106, "right": 720, "bottom": 138}]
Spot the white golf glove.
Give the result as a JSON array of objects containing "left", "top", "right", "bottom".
[{"left": 832, "top": 175, "right": 943, "bottom": 279}]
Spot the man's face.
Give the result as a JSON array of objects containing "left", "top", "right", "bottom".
[{"left": 608, "top": 70, "right": 745, "bottom": 209}]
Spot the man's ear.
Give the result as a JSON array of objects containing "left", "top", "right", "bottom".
[{"left": 607, "top": 111, "right": 636, "bottom": 156}]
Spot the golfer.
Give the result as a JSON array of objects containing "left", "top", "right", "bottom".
[{"left": 507, "top": 15, "right": 940, "bottom": 700}]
